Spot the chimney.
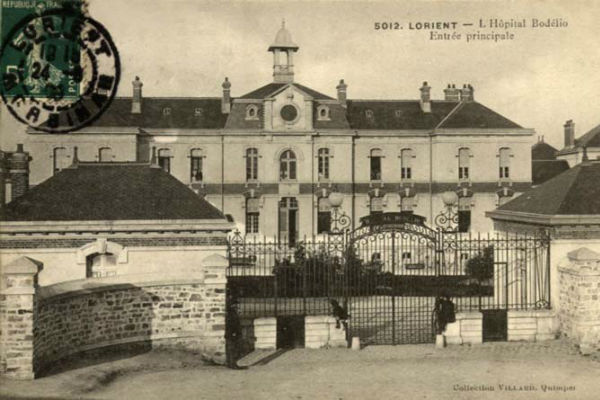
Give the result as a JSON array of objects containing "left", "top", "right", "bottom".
[
  {"left": 150, "top": 147, "right": 159, "bottom": 168},
  {"left": 9, "top": 144, "right": 30, "bottom": 201},
  {"left": 444, "top": 84, "right": 460, "bottom": 101},
  {"left": 336, "top": 79, "right": 347, "bottom": 108},
  {"left": 221, "top": 77, "right": 231, "bottom": 114},
  {"left": 419, "top": 81, "right": 431, "bottom": 113},
  {"left": 460, "top": 84, "right": 473, "bottom": 102},
  {"left": 131, "top": 76, "right": 143, "bottom": 114},
  {"left": 564, "top": 120, "right": 575, "bottom": 147},
  {"left": 72, "top": 146, "right": 79, "bottom": 167}
]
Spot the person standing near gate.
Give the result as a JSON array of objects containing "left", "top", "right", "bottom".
[{"left": 225, "top": 299, "right": 246, "bottom": 369}]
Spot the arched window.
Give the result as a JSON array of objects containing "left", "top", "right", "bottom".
[
  {"left": 279, "top": 150, "right": 297, "bottom": 180},
  {"left": 246, "top": 148, "right": 258, "bottom": 181},
  {"left": 401, "top": 148, "right": 413, "bottom": 180},
  {"left": 318, "top": 148, "right": 330, "bottom": 180},
  {"left": 98, "top": 147, "right": 112, "bottom": 162},
  {"left": 158, "top": 148, "right": 171, "bottom": 173},
  {"left": 245, "top": 197, "right": 260, "bottom": 234},
  {"left": 499, "top": 147, "right": 511, "bottom": 180},
  {"left": 317, "top": 197, "right": 332, "bottom": 234},
  {"left": 370, "top": 149, "right": 382, "bottom": 181},
  {"left": 190, "top": 148, "right": 203, "bottom": 182},
  {"left": 458, "top": 148, "right": 470, "bottom": 181},
  {"left": 53, "top": 147, "right": 69, "bottom": 174}
]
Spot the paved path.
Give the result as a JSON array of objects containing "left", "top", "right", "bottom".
[{"left": 1, "top": 340, "right": 599, "bottom": 400}]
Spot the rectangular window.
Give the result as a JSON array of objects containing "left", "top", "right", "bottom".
[
  {"left": 401, "top": 149, "right": 412, "bottom": 180},
  {"left": 458, "top": 197, "right": 471, "bottom": 232},
  {"left": 98, "top": 147, "right": 112, "bottom": 162},
  {"left": 246, "top": 148, "right": 258, "bottom": 181},
  {"left": 158, "top": 156, "right": 170, "bottom": 173},
  {"left": 370, "top": 149, "right": 382, "bottom": 181},
  {"left": 158, "top": 149, "right": 171, "bottom": 174},
  {"left": 318, "top": 148, "right": 330, "bottom": 180},
  {"left": 499, "top": 148, "right": 510, "bottom": 179},
  {"left": 246, "top": 198, "right": 260, "bottom": 234},
  {"left": 53, "top": 147, "right": 69, "bottom": 174},
  {"left": 191, "top": 157, "right": 203, "bottom": 181},
  {"left": 458, "top": 148, "right": 470, "bottom": 181},
  {"left": 317, "top": 197, "right": 332, "bottom": 233},
  {"left": 458, "top": 210, "right": 471, "bottom": 233}
]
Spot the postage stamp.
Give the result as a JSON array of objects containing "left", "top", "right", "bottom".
[{"left": 0, "top": 1, "right": 120, "bottom": 133}]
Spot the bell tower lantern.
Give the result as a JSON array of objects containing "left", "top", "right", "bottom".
[{"left": 268, "top": 20, "right": 299, "bottom": 83}]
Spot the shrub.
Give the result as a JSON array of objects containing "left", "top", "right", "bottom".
[{"left": 465, "top": 246, "right": 494, "bottom": 282}]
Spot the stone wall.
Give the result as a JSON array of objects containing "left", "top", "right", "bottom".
[
  {"left": 0, "top": 254, "right": 228, "bottom": 379},
  {"left": 558, "top": 247, "right": 600, "bottom": 354}
]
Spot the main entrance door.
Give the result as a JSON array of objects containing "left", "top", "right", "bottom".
[{"left": 279, "top": 197, "right": 298, "bottom": 246}]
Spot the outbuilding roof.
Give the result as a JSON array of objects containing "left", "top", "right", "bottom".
[
  {"left": 1, "top": 163, "right": 226, "bottom": 222},
  {"left": 494, "top": 160, "right": 600, "bottom": 216}
]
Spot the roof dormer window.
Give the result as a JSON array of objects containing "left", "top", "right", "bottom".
[
  {"left": 317, "top": 105, "right": 330, "bottom": 121},
  {"left": 163, "top": 107, "right": 171, "bottom": 116},
  {"left": 365, "top": 109, "right": 374, "bottom": 120},
  {"left": 194, "top": 108, "right": 203, "bottom": 117},
  {"left": 395, "top": 109, "right": 403, "bottom": 118},
  {"left": 246, "top": 105, "right": 259, "bottom": 120}
]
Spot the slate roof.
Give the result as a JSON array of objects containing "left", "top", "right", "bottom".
[
  {"left": 497, "top": 161, "right": 600, "bottom": 215},
  {"left": 32, "top": 83, "right": 523, "bottom": 132},
  {"left": 436, "top": 101, "right": 522, "bottom": 129},
  {"left": 75, "top": 98, "right": 228, "bottom": 130},
  {"left": 575, "top": 123, "right": 600, "bottom": 147},
  {"left": 532, "top": 160, "right": 570, "bottom": 185},
  {"left": 532, "top": 141, "right": 559, "bottom": 160},
  {"left": 239, "top": 82, "right": 334, "bottom": 100},
  {"left": 1, "top": 163, "right": 225, "bottom": 221}
]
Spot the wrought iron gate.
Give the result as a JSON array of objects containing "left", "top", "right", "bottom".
[{"left": 227, "top": 212, "right": 551, "bottom": 346}]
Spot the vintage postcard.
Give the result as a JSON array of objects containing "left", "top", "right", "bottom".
[{"left": 0, "top": 0, "right": 599, "bottom": 399}]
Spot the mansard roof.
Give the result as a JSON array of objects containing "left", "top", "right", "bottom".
[
  {"left": 80, "top": 97, "right": 228, "bottom": 130},
  {"left": 532, "top": 160, "right": 570, "bottom": 185},
  {"left": 29, "top": 85, "right": 524, "bottom": 132},
  {"left": 1, "top": 163, "right": 225, "bottom": 222}
]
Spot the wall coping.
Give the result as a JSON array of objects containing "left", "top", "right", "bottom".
[
  {"left": 1, "top": 256, "right": 43, "bottom": 274},
  {"left": 567, "top": 247, "right": 600, "bottom": 261},
  {"left": 38, "top": 271, "right": 207, "bottom": 302}
]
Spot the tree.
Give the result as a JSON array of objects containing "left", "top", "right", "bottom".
[{"left": 465, "top": 246, "right": 494, "bottom": 282}]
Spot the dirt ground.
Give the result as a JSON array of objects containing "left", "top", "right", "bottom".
[{"left": 1, "top": 339, "right": 599, "bottom": 400}]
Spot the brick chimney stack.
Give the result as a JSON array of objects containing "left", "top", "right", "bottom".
[
  {"left": 460, "top": 84, "right": 474, "bottom": 102},
  {"left": 9, "top": 144, "right": 30, "bottom": 201},
  {"left": 564, "top": 120, "right": 575, "bottom": 147},
  {"left": 221, "top": 77, "right": 231, "bottom": 114},
  {"left": 419, "top": 81, "right": 431, "bottom": 113},
  {"left": 444, "top": 84, "right": 460, "bottom": 101},
  {"left": 336, "top": 79, "right": 348, "bottom": 108},
  {"left": 131, "top": 76, "right": 143, "bottom": 114}
]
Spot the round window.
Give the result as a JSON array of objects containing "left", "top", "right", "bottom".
[{"left": 280, "top": 104, "right": 298, "bottom": 122}]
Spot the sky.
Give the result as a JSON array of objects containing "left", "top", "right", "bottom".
[{"left": 1, "top": 0, "right": 599, "bottom": 150}]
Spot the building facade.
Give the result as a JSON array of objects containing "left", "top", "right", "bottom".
[{"left": 17, "top": 24, "right": 534, "bottom": 239}]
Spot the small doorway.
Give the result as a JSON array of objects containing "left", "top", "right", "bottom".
[
  {"left": 482, "top": 310, "right": 508, "bottom": 342},
  {"left": 277, "top": 316, "right": 305, "bottom": 349}
]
